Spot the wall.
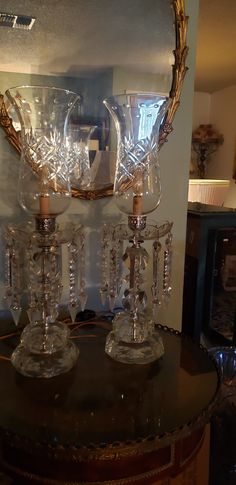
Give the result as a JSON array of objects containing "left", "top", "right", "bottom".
[
  {"left": 0, "top": 0, "right": 199, "bottom": 330},
  {"left": 112, "top": 67, "right": 171, "bottom": 96},
  {"left": 206, "top": 85, "right": 236, "bottom": 179},
  {"left": 192, "top": 91, "right": 211, "bottom": 130}
]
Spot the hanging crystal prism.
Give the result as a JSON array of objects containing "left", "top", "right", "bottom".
[
  {"left": 78, "top": 227, "right": 87, "bottom": 311},
  {"left": 64, "top": 223, "right": 87, "bottom": 321},
  {"left": 68, "top": 238, "right": 80, "bottom": 322},
  {"left": 152, "top": 239, "right": 162, "bottom": 323},
  {"left": 162, "top": 230, "right": 173, "bottom": 307},
  {"left": 108, "top": 226, "right": 122, "bottom": 311},
  {"left": 100, "top": 224, "right": 112, "bottom": 307},
  {"left": 4, "top": 230, "right": 23, "bottom": 326}
]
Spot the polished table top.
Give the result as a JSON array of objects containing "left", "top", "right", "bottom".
[{"left": 0, "top": 317, "right": 220, "bottom": 458}]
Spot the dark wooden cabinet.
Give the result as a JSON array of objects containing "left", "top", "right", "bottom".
[{"left": 182, "top": 202, "right": 236, "bottom": 343}]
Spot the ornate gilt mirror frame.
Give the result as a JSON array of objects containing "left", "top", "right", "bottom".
[{"left": 0, "top": 0, "right": 188, "bottom": 201}]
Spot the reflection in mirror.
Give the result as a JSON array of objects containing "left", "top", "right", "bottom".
[{"left": 0, "top": 0, "right": 188, "bottom": 200}]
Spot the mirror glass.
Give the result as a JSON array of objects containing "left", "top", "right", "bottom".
[{"left": 0, "top": 0, "right": 187, "bottom": 199}]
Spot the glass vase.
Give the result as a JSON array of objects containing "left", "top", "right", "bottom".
[
  {"left": 5, "top": 85, "right": 81, "bottom": 378},
  {"left": 103, "top": 93, "right": 170, "bottom": 364}
]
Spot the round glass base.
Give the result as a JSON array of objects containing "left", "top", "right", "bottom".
[
  {"left": 11, "top": 321, "right": 79, "bottom": 378},
  {"left": 105, "top": 330, "right": 164, "bottom": 364},
  {"left": 20, "top": 321, "right": 70, "bottom": 354}
]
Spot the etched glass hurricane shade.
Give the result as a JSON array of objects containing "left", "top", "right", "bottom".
[
  {"left": 103, "top": 93, "right": 170, "bottom": 216},
  {"left": 5, "top": 86, "right": 81, "bottom": 218}
]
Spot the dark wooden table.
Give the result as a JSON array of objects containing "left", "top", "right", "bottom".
[{"left": 0, "top": 316, "right": 220, "bottom": 484}]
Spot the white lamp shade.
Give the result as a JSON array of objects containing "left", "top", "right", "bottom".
[
  {"left": 188, "top": 179, "right": 230, "bottom": 206},
  {"left": 223, "top": 180, "right": 236, "bottom": 209}
]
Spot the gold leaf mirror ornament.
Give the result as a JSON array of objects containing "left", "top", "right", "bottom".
[{"left": 0, "top": 0, "right": 188, "bottom": 200}]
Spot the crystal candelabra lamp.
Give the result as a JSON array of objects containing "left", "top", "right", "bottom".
[
  {"left": 102, "top": 93, "right": 172, "bottom": 364},
  {"left": 4, "top": 85, "right": 86, "bottom": 378}
]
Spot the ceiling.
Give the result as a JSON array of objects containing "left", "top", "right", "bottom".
[
  {"left": 1, "top": 1, "right": 235, "bottom": 95},
  {"left": 0, "top": 0, "right": 174, "bottom": 78},
  {"left": 195, "top": 0, "right": 236, "bottom": 93}
]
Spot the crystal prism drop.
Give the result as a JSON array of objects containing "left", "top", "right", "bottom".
[
  {"left": 100, "top": 288, "right": 108, "bottom": 306},
  {"left": 109, "top": 294, "right": 116, "bottom": 311},
  {"left": 68, "top": 303, "right": 79, "bottom": 323},
  {"left": 27, "top": 308, "right": 35, "bottom": 323},
  {"left": 10, "top": 306, "right": 22, "bottom": 326},
  {"left": 153, "top": 303, "right": 159, "bottom": 324},
  {"left": 79, "top": 292, "right": 88, "bottom": 312}
]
